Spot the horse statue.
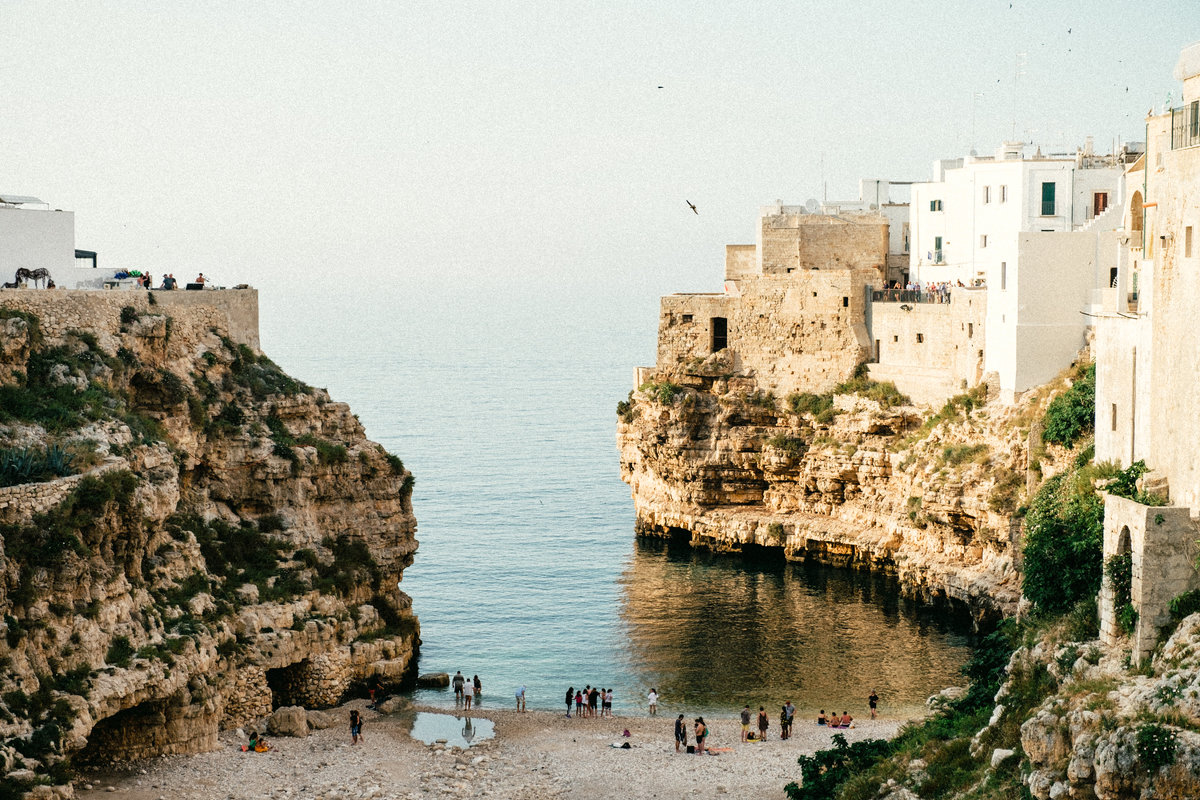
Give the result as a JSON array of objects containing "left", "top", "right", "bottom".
[{"left": 14, "top": 268, "right": 52, "bottom": 288}]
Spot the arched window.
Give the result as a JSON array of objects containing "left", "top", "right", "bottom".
[{"left": 1130, "top": 192, "right": 1144, "bottom": 234}]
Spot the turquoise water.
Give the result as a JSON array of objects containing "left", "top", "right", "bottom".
[{"left": 261, "top": 280, "right": 973, "bottom": 718}]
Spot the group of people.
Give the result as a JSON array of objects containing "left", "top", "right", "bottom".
[
  {"left": 564, "top": 685, "right": 614, "bottom": 717},
  {"left": 451, "top": 671, "right": 482, "bottom": 709},
  {"left": 126, "top": 272, "right": 207, "bottom": 290},
  {"left": 739, "top": 702, "right": 796, "bottom": 742}
]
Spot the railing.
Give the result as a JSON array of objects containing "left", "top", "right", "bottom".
[
  {"left": 1171, "top": 101, "right": 1200, "bottom": 150},
  {"left": 871, "top": 288, "right": 958, "bottom": 304}
]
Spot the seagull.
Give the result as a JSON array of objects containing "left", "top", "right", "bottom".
[{"left": 686, "top": 200, "right": 698, "bottom": 214}]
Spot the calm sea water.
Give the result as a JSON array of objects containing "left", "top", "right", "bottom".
[{"left": 260, "top": 280, "right": 973, "bottom": 718}]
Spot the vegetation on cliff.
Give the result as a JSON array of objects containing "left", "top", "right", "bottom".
[{"left": 0, "top": 305, "right": 417, "bottom": 796}]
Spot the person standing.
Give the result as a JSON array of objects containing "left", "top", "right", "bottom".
[
  {"left": 452, "top": 671, "right": 465, "bottom": 704},
  {"left": 463, "top": 678, "right": 474, "bottom": 710},
  {"left": 868, "top": 689, "right": 879, "bottom": 720},
  {"left": 785, "top": 700, "right": 795, "bottom": 737},
  {"left": 349, "top": 709, "right": 363, "bottom": 745},
  {"left": 647, "top": 687, "right": 658, "bottom": 716},
  {"left": 740, "top": 705, "right": 751, "bottom": 742},
  {"left": 757, "top": 706, "right": 769, "bottom": 741},
  {"left": 516, "top": 685, "right": 527, "bottom": 712},
  {"left": 604, "top": 688, "right": 613, "bottom": 718},
  {"left": 674, "top": 714, "right": 687, "bottom": 752},
  {"left": 565, "top": 686, "right": 574, "bottom": 718},
  {"left": 694, "top": 717, "right": 707, "bottom": 754},
  {"left": 779, "top": 705, "right": 789, "bottom": 740},
  {"left": 473, "top": 675, "right": 482, "bottom": 701}
]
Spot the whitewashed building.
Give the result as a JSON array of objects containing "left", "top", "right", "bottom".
[
  {"left": 909, "top": 143, "right": 1128, "bottom": 401},
  {"left": 0, "top": 195, "right": 76, "bottom": 282}
]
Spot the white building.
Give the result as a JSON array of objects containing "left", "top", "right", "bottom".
[
  {"left": 909, "top": 142, "right": 1128, "bottom": 401},
  {"left": 0, "top": 195, "right": 76, "bottom": 283}
]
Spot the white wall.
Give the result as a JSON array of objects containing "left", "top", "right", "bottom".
[{"left": 0, "top": 206, "right": 75, "bottom": 281}]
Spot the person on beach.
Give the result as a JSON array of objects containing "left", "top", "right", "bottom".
[
  {"left": 757, "top": 706, "right": 769, "bottom": 741},
  {"left": 779, "top": 705, "right": 790, "bottom": 740},
  {"left": 647, "top": 688, "right": 658, "bottom": 716},
  {"left": 575, "top": 689, "right": 584, "bottom": 716},
  {"left": 516, "top": 685, "right": 527, "bottom": 712},
  {"left": 565, "top": 687, "right": 574, "bottom": 717},
  {"left": 675, "top": 714, "right": 687, "bottom": 752},
  {"left": 473, "top": 675, "right": 482, "bottom": 700},
  {"left": 452, "top": 671, "right": 465, "bottom": 704},
  {"left": 350, "top": 709, "right": 363, "bottom": 745},
  {"left": 839, "top": 711, "right": 853, "bottom": 728},
  {"left": 868, "top": 690, "right": 879, "bottom": 719},
  {"left": 591, "top": 686, "right": 601, "bottom": 717},
  {"left": 604, "top": 688, "right": 613, "bottom": 717},
  {"left": 463, "top": 679, "right": 474, "bottom": 710},
  {"left": 740, "top": 705, "right": 751, "bottom": 742},
  {"left": 817, "top": 710, "right": 827, "bottom": 726},
  {"left": 785, "top": 700, "right": 795, "bottom": 733},
  {"left": 694, "top": 717, "right": 708, "bottom": 754}
]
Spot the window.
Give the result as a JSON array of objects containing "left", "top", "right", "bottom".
[
  {"left": 980, "top": 234, "right": 988, "bottom": 248},
  {"left": 1000, "top": 261, "right": 1007, "bottom": 290},
  {"left": 1187, "top": 226, "right": 1194, "bottom": 258},
  {"left": 916, "top": 333, "right": 924, "bottom": 343},
  {"left": 968, "top": 323, "right": 974, "bottom": 338},
  {"left": 893, "top": 335, "right": 898, "bottom": 343},
  {"left": 930, "top": 199, "right": 943, "bottom": 212},
  {"left": 1000, "top": 185, "right": 1008, "bottom": 203},
  {"left": 710, "top": 317, "right": 727, "bottom": 352},
  {"left": 842, "top": 296, "right": 848, "bottom": 308},
  {"left": 1093, "top": 192, "right": 1109, "bottom": 217},
  {"left": 902, "top": 223, "right": 910, "bottom": 253},
  {"left": 983, "top": 186, "right": 991, "bottom": 204},
  {"left": 681, "top": 314, "right": 693, "bottom": 323},
  {"left": 933, "top": 236, "right": 943, "bottom": 263},
  {"left": 1111, "top": 403, "right": 1118, "bottom": 432},
  {"left": 1041, "top": 182, "right": 1056, "bottom": 215}
]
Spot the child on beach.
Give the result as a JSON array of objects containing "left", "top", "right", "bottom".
[
  {"left": 565, "top": 687, "right": 574, "bottom": 717},
  {"left": 350, "top": 709, "right": 363, "bottom": 745},
  {"left": 648, "top": 688, "right": 658, "bottom": 715}
]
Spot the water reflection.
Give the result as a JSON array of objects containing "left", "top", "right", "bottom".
[
  {"left": 408, "top": 712, "right": 495, "bottom": 748},
  {"left": 617, "top": 539, "right": 976, "bottom": 717}
]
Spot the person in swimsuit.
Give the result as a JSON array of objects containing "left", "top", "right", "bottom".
[
  {"left": 473, "top": 675, "right": 482, "bottom": 700},
  {"left": 817, "top": 710, "right": 827, "bottom": 726},
  {"left": 694, "top": 717, "right": 707, "bottom": 754},
  {"left": 757, "top": 706, "right": 769, "bottom": 741}
]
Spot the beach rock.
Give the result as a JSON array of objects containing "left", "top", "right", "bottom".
[
  {"left": 376, "top": 697, "right": 404, "bottom": 714},
  {"left": 307, "top": 709, "right": 337, "bottom": 730},
  {"left": 268, "top": 706, "right": 309, "bottom": 738},
  {"left": 417, "top": 672, "right": 450, "bottom": 688}
]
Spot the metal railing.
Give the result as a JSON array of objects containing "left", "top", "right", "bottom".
[
  {"left": 1171, "top": 101, "right": 1200, "bottom": 150},
  {"left": 871, "top": 288, "right": 957, "bottom": 304}
]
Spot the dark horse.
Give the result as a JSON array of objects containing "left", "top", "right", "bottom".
[{"left": 14, "top": 268, "right": 52, "bottom": 288}]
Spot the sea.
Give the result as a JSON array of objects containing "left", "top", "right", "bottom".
[{"left": 261, "top": 278, "right": 974, "bottom": 719}]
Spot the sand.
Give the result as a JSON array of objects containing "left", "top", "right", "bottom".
[{"left": 74, "top": 700, "right": 911, "bottom": 800}]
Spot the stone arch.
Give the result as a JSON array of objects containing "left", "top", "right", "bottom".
[{"left": 1130, "top": 191, "right": 1144, "bottom": 234}]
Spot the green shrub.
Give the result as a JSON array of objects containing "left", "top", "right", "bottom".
[
  {"left": 296, "top": 434, "right": 348, "bottom": 465},
  {"left": 639, "top": 379, "right": 683, "bottom": 405},
  {"left": 617, "top": 390, "right": 636, "bottom": 423},
  {"left": 1105, "top": 553, "right": 1136, "bottom": 635},
  {"left": 940, "top": 443, "right": 989, "bottom": 467},
  {"left": 1022, "top": 467, "right": 1104, "bottom": 614},
  {"left": 385, "top": 453, "right": 405, "bottom": 475},
  {"left": 787, "top": 391, "right": 834, "bottom": 417},
  {"left": 1042, "top": 363, "right": 1095, "bottom": 447},
  {"left": 988, "top": 468, "right": 1024, "bottom": 514},
  {"left": 1169, "top": 589, "right": 1200, "bottom": 625},
  {"left": 120, "top": 306, "right": 140, "bottom": 325},
  {"left": 0, "top": 445, "right": 77, "bottom": 488},
  {"left": 765, "top": 434, "right": 805, "bottom": 456},
  {"left": 106, "top": 636, "right": 134, "bottom": 668},
  {"left": 785, "top": 734, "right": 895, "bottom": 800},
  {"left": 1136, "top": 723, "right": 1178, "bottom": 772}
]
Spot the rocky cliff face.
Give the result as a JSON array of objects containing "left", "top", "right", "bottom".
[
  {"left": 618, "top": 363, "right": 1076, "bottom": 620},
  {"left": 0, "top": 296, "right": 418, "bottom": 791}
]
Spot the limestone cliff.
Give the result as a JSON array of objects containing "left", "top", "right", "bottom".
[
  {"left": 618, "top": 361, "right": 1083, "bottom": 620},
  {"left": 0, "top": 293, "right": 418, "bottom": 791}
]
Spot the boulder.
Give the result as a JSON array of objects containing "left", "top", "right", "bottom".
[
  {"left": 306, "top": 709, "right": 337, "bottom": 730},
  {"left": 417, "top": 672, "right": 450, "bottom": 688},
  {"left": 377, "top": 696, "right": 405, "bottom": 714},
  {"left": 267, "top": 706, "right": 308, "bottom": 738}
]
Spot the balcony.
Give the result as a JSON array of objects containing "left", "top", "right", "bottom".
[{"left": 1171, "top": 101, "right": 1200, "bottom": 150}]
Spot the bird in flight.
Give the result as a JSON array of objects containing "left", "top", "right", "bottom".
[{"left": 687, "top": 200, "right": 698, "bottom": 214}]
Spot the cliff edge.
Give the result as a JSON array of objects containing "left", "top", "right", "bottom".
[{"left": 0, "top": 291, "right": 418, "bottom": 792}]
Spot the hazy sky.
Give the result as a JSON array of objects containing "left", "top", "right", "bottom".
[{"left": 3, "top": 2, "right": 1195, "bottom": 305}]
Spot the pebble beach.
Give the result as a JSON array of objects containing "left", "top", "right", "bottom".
[{"left": 75, "top": 701, "right": 910, "bottom": 800}]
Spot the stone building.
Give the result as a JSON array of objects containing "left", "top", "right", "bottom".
[{"left": 1095, "top": 42, "right": 1200, "bottom": 662}]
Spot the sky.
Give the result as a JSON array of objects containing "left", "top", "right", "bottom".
[{"left": 2, "top": 2, "right": 1196, "bottom": 313}]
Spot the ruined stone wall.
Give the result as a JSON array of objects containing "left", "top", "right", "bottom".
[
  {"left": 655, "top": 270, "right": 873, "bottom": 396},
  {"left": 758, "top": 212, "right": 887, "bottom": 277},
  {"left": 724, "top": 244, "right": 757, "bottom": 280},
  {"left": 0, "top": 287, "right": 260, "bottom": 351}
]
